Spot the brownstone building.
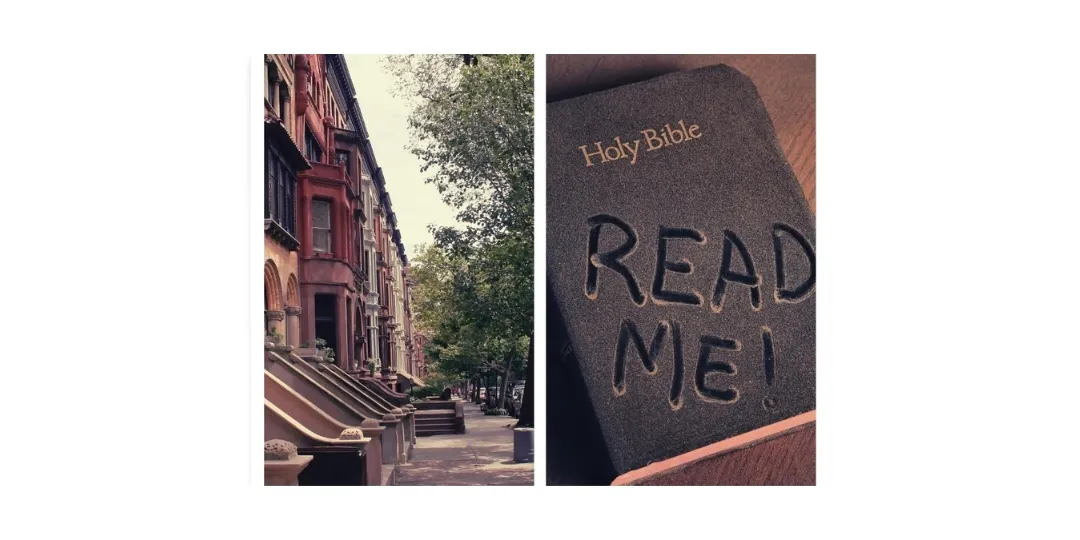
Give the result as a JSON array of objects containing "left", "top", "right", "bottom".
[{"left": 263, "top": 54, "right": 423, "bottom": 389}]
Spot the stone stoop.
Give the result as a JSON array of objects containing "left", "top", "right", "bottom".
[{"left": 414, "top": 409, "right": 462, "bottom": 436}]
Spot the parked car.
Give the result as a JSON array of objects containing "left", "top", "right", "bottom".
[{"left": 506, "top": 385, "right": 526, "bottom": 417}]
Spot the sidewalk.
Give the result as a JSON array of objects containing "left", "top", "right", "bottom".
[{"left": 397, "top": 402, "right": 533, "bottom": 486}]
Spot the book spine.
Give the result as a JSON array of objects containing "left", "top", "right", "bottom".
[{"left": 545, "top": 279, "right": 619, "bottom": 485}]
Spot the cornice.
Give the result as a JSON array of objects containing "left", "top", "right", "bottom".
[
  {"left": 264, "top": 220, "right": 300, "bottom": 252},
  {"left": 325, "top": 55, "right": 412, "bottom": 278}
]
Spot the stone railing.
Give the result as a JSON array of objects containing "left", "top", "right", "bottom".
[
  {"left": 323, "top": 363, "right": 416, "bottom": 451},
  {"left": 265, "top": 347, "right": 392, "bottom": 482},
  {"left": 355, "top": 376, "right": 410, "bottom": 406},
  {"left": 264, "top": 439, "right": 313, "bottom": 486},
  {"left": 264, "top": 398, "right": 372, "bottom": 485},
  {"left": 294, "top": 352, "right": 415, "bottom": 459},
  {"left": 264, "top": 362, "right": 375, "bottom": 485}
]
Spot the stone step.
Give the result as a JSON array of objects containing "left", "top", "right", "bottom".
[
  {"left": 381, "top": 464, "right": 397, "bottom": 486},
  {"left": 416, "top": 421, "right": 459, "bottom": 430},
  {"left": 415, "top": 416, "right": 457, "bottom": 423},
  {"left": 413, "top": 410, "right": 456, "bottom": 417},
  {"left": 415, "top": 417, "right": 458, "bottom": 424},
  {"left": 416, "top": 421, "right": 462, "bottom": 434}
]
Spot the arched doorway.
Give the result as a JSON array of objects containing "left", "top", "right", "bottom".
[
  {"left": 284, "top": 274, "right": 300, "bottom": 347},
  {"left": 285, "top": 274, "right": 299, "bottom": 309}
]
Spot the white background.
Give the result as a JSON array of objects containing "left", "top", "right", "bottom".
[{"left": 3, "top": 1, "right": 1078, "bottom": 537}]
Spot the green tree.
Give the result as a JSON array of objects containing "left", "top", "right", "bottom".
[
  {"left": 411, "top": 242, "right": 528, "bottom": 403},
  {"left": 384, "top": 54, "right": 533, "bottom": 241},
  {"left": 387, "top": 54, "right": 534, "bottom": 419}
]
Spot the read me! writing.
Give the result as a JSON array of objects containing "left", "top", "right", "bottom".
[{"left": 583, "top": 214, "right": 815, "bottom": 410}]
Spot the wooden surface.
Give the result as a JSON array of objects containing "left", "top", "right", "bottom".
[
  {"left": 547, "top": 54, "right": 816, "bottom": 213},
  {"left": 548, "top": 55, "right": 817, "bottom": 485},
  {"left": 612, "top": 412, "right": 815, "bottom": 486}
]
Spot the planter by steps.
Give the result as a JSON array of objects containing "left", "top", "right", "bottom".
[{"left": 294, "top": 347, "right": 325, "bottom": 361}]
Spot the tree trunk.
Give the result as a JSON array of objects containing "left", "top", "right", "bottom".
[
  {"left": 498, "top": 352, "right": 514, "bottom": 410},
  {"left": 515, "top": 332, "right": 534, "bottom": 428}
]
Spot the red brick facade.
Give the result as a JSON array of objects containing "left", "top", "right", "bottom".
[{"left": 264, "top": 54, "right": 423, "bottom": 389}]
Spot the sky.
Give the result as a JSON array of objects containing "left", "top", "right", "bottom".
[{"left": 344, "top": 55, "right": 460, "bottom": 261}]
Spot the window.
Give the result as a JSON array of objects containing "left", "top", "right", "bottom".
[
  {"left": 359, "top": 156, "right": 371, "bottom": 182},
  {"left": 367, "top": 323, "right": 374, "bottom": 359},
  {"left": 266, "top": 153, "right": 275, "bottom": 219},
  {"left": 363, "top": 248, "right": 371, "bottom": 284},
  {"left": 265, "top": 144, "right": 296, "bottom": 235},
  {"left": 266, "top": 61, "right": 279, "bottom": 106},
  {"left": 368, "top": 314, "right": 378, "bottom": 362},
  {"left": 355, "top": 219, "right": 364, "bottom": 267},
  {"left": 314, "top": 294, "right": 338, "bottom": 361},
  {"left": 312, "top": 200, "right": 332, "bottom": 253},
  {"left": 305, "top": 125, "right": 322, "bottom": 163},
  {"left": 335, "top": 150, "right": 351, "bottom": 178},
  {"left": 278, "top": 83, "right": 289, "bottom": 126}
]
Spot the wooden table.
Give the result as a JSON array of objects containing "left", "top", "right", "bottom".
[{"left": 547, "top": 55, "right": 817, "bottom": 485}]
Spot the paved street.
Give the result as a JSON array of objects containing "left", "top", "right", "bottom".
[{"left": 397, "top": 403, "right": 533, "bottom": 486}]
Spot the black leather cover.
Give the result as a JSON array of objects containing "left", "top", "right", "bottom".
[{"left": 546, "top": 64, "right": 816, "bottom": 481}]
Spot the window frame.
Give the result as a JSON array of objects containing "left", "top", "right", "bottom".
[
  {"left": 264, "top": 143, "right": 297, "bottom": 236},
  {"left": 305, "top": 124, "right": 323, "bottom": 163},
  {"left": 312, "top": 199, "right": 333, "bottom": 254},
  {"left": 278, "top": 82, "right": 290, "bottom": 132},
  {"left": 335, "top": 149, "right": 351, "bottom": 178}
]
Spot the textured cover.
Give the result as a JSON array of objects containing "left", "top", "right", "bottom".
[{"left": 547, "top": 64, "right": 816, "bottom": 477}]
